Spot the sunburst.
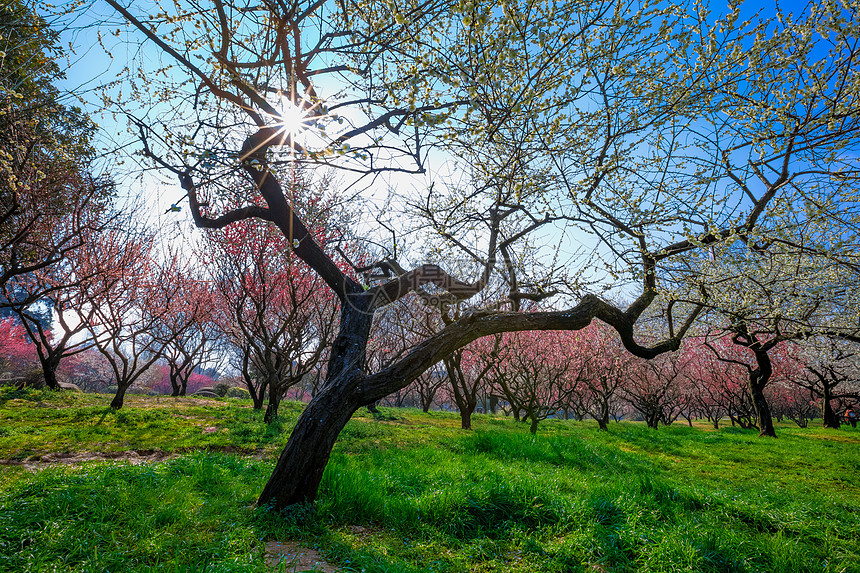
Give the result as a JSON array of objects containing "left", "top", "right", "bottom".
[{"left": 276, "top": 96, "right": 311, "bottom": 138}]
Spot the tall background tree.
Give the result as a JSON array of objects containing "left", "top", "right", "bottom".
[
  {"left": 205, "top": 173, "right": 340, "bottom": 420},
  {"left": 0, "top": 0, "right": 112, "bottom": 304}
]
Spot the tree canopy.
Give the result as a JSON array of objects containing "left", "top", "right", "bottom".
[{"left": 0, "top": 0, "right": 112, "bottom": 307}]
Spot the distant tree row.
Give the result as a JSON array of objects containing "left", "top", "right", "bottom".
[
  {"left": 365, "top": 304, "right": 860, "bottom": 435},
  {"left": 0, "top": 175, "right": 342, "bottom": 413}
]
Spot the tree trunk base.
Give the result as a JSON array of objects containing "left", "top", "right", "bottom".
[
  {"left": 757, "top": 424, "right": 777, "bottom": 438},
  {"left": 258, "top": 388, "right": 359, "bottom": 509},
  {"left": 458, "top": 407, "right": 474, "bottom": 430}
]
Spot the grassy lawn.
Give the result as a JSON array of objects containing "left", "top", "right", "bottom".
[{"left": 0, "top": 387, "right": 858, "bottom": 572}]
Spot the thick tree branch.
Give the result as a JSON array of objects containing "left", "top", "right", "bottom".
[
  {"left": 239, "top": 132, "right": 356, "bottom": 300},
  {"left": 359, "top": 293, "right": 688, "bottom": 402}
]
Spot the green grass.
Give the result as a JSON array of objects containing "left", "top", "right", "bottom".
[
  {"left": 1, "top": 387, "right": 858, "bottom": 572},
  {"left": 0, "top": 387, "right": 304, "bottom": 459}
]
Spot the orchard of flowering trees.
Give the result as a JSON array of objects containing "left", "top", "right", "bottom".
[
  {"left": 375, "top": 321, "right": 859, "bottom": 434},
  {"left": 2, "top": 0, "right": 860, "bottom": 510}
]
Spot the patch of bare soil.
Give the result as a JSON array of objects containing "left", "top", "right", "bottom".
[
  {"left": 344, "top": 525, "right": 369, "bottom": 535},
  {"left": 127, "top": 396, "right": 228, "bottom": 408},
  {"left": 0, "top": 448, "right": 176, "bottom": 470},
  {"left": 0, "top": 446, "right": 267, "bottom": 470},
  {"left": 264, "top": 541, "right": 340, "bottom": 572},
  {"left": 803, "top": 432, "right": 860, "bottom": 444},
  {"left": 373, "top": 419, "right": 413, "bottom": 427}
]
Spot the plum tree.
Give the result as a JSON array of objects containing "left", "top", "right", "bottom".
[{"left": 95, "top": 0, "right": 860, "bottom": 506}]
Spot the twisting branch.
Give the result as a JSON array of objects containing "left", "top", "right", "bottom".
[
  {"left": 178, "top": 173, "right": 275, "bottom": 228},
  {"left": 239, "top": 130, "right": 356, "bottom": 300},
  {"left": 360, "top": 293, "right": 692, "bottom": 402},
  {"left": 367, "top": 264, "right": 484, "bottom": 310}
]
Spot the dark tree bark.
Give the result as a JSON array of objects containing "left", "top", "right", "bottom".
[
  {"left": 264, "top": 392, "right": 281, "bottom": 424},
  {"left": 737, "top": 326, "right": 777, "bottom": 438},
  {"left": 259, "top": 298, "right": 373, "bottom": 506},
  {"left": 240, "top": 347, "right": 267, "bottom": 409},
  {"left": 458, "top": 407, "right": 473, "bottom": 430},
  {"left": 748, "top": 361, "right": 776, "bottom": 438},
  {"left": 258, "top": 386, "right": 362, "bottom": 506},
  {"left": 265, "top": 372, "right": 303, "bottom": 423},
  {"left": 168, "top": 361, "right": 191, "bottom": 396},
  {"left": 263, "top": 372, "right": 281, "bottom": 423},
  {"left": 595, "top": 408, "right": 610, "bottom": 431},
  {"left": 110, "top": 385, "right": 128, "bottom": 409},
  {"left": 821, "top": 379, "right": 841, "bottom": 429},
  {"left": 444, "top": 344, "right": 494, "bottom": 430},
  {"left": 712, "top": 324, "right": 779, "bottom": 437},
  {"left": 41, "top": 355, "right": 61, "bottom": 390},
  {"left": 528, "top": 414, "right": 539, "bottom": 434}
]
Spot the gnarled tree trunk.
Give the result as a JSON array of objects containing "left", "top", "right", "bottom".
[
  {"left": 748, "top": 348, "right": 776, "bottom": 438},
  {"left": 264, "top": 391, "right": 281, "bottom": 424},
  {"left": 258, "top": 299, "right": 373, "bottom": 507},
  {"left": 821, "top": 380, "right": 841, "bottom": 429},
  {"left": 41, "top": 356, "right": 61, "bottom": 391},
  {"left": 258, "top": 382, "right": 361, "bottom": 506},
  {"left": 111, "top": 385, "right": 129, "bottom": 409}
]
